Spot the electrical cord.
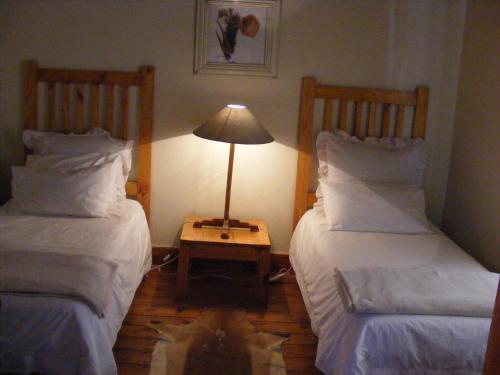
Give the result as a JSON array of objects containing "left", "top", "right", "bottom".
[
  {"left": 269, "top": 266, "right": 292, "bottom": 283},
  {"left": 148, "top": 254, "right": 179, "bottom": 273}
]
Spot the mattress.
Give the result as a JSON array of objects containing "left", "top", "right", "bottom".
[
  {"left": 289, "top": 208, "right": 492, "bottom": 375},
  {"left": 0, "top": 199, "right": 152, "bottom": 375}
]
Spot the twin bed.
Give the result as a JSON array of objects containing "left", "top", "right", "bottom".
[
  {"left": 290, "top": 78, "right": 497, "bottom": 374},
  {"left": 0, "top": 62, "right": 154, "bottom": 375}
]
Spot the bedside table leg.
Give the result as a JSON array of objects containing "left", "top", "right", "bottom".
[
  {"left": 176, "top": 245, "right": 190, "bottom": 301},
  {"left": 258, "top": 251, "right": 271, "bottom": 303}
]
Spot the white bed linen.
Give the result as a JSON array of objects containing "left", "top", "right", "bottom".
[
  {"left": 335, "top": 267, "right": 497, "bottom": 317},
  {"left": 289, "top": 208, "right": 492, "bottom": 375},
  {"left": 0, "top": 199, "right": 152, "bottom": 375}
]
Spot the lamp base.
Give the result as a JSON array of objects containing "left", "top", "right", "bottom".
[{"left": 193, "top": 218, "right": 259, "bottom": 239}]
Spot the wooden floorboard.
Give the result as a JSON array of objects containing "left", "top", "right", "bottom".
[{"left": 114, "top": 266, "right": 322, "bottom": 374}]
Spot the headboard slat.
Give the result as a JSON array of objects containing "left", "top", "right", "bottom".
[
  {"left": 395, "top": 105, "right": 405, "bottom": 137},
  {"left": 367, "top": 102, "right": 377, "bottom": 137},
  {"left": 105, "top": 85, "right": 114, "bottom": 133},
  {"left": 354, "top": 102, "right": 363, "bottom": 138},
  {"left": 120, "top": 86, "right": 129, "bottom": 140},
  {"left": 48, "top": 83, "right": 56, "bottom": 131},
  {"left": 293, "top": 77, "right": 429, "bottom": 228},
  {"left": 90, "top": 84, "right": 99, "bottom": 128},
  {"left": 381, "top": 103, "right": 391, "bottom": 137},
  {"left": 323, "top": 99, "right": 333, "bottom": 131},
  {"left": 22, "top": 60, "right": 154, "bottom": 221},
  {"left": 61, "top": 83, "right": 70, "bottom": 132},
  {"left": 338, "top": 100, "right": 348, "bottom": 131},
  {"left": 75, "top": 84, "right": 85, "bottom": 133}
]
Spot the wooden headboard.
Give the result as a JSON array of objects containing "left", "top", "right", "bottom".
[
  {"left": 23, "top": 61, "right": 154, "bottom": 220},
  {"left": 293, "top": 77, "right": 429, "bottom": 228}
]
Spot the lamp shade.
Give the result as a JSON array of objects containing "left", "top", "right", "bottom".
[{"left": 193, "top": 104, "right": 273, "bottom": 145}]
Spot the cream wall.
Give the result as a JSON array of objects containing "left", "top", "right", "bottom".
[
  {"left": 443, "top": 1, "right": 500, "bottom": 272},
  {"left": 0, "top": 0, "right": 465, "bottom": 252}
]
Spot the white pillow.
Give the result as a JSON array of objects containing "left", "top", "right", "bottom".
[
  {"left": 26, "top": 153, "right": 127, "bottom": 201},
  {"left": 23, "top": 128, "right": 116, "bottom": 153},
  {"left": 41, "top": 133, "right": 132, "bottom": 156},
  {"left": 11, "top": 160, "right": 119, "bottom": 218},
  {"left": 317, "top": 131, "right": 426, "bottom": 187},
  {"left": 22, "top": 130, "right": 54, "bottom": 152},
  {"left": 320, "top": 179, "right": 432, "bottom": 234},
  {"left": 23, "top": 129, "right": 133, "bottom": 181}
]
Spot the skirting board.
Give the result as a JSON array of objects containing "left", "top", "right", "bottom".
[{"left": 152, "top": 246, "right": 290, "bottom": 272}]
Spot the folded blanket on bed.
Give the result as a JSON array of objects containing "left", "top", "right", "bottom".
[
  {"left": 335, "top": 267, "right": 499, "bottom": 317},
  {"left": 0, "top": 251, "right": 118, "bottom": 317}
]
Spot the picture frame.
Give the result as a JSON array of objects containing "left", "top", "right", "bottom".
[{"left": 194, "top": 0, "right": 281, "bottom": 77}]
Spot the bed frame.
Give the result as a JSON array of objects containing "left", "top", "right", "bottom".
[
  {"left": 22, "top": 61, "right": 154, "bottom": 220},
  {"left": 293, "top": 77, "right": 429, "bottom": 228}
]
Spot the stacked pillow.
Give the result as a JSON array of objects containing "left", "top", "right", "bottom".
[
  {"left": 12, "top": 129, "right": 133, "bottom": 218},
  {"left": 316, "top": 130, "right": 432, "bottom": 234}
]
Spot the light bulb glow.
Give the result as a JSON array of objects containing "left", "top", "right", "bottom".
[{"left": 227, "top": 104, "right": 246, "bottom": 109}]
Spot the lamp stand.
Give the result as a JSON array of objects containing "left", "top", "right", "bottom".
[{"left": 193, "top": 143, "right": 260, "bottom": 239}]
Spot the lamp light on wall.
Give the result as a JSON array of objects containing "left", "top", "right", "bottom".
[{"left": 193, "top": 104, "right": 274, "bottom": 239}]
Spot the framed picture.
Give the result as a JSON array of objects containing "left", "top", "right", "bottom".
[{"left": 194, "top": 0, "right": 281, "bottom": 77}]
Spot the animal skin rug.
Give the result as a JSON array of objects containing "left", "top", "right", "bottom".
[{"left": 148, "top": 310, "right": 288, "bottom": 375}]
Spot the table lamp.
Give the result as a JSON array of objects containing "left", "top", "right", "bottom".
[{"left": 193, "top": 104, "right": 274, "bottom": 239}]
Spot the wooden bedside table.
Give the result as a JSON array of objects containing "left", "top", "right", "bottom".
[{"left": 176, "top": 215, "right": 271, "bottom": 303}]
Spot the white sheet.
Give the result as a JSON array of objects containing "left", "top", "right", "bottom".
[
  {"left": 1, "top": 251, "right": 119, "bottom": 317},
  {"left": 335, "top": 267, "right": 497, "bottom": 317},
  {"left": 0, "top": 199, "right": 152, "bottom": 375},
  {"left": 289, "top": 208, "right": 492, "bottom": 375}
]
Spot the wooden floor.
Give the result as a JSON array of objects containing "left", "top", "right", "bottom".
[{"left": 114, "top": 263, "right": 322, "bottom": 374}]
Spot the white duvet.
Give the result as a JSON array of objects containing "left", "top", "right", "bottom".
[
  {"left": 0, "top": 199, "right": 152, "bottom": 375},
  {"left": 290, "top": 208, "right": 493, "bottom": 375}
]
